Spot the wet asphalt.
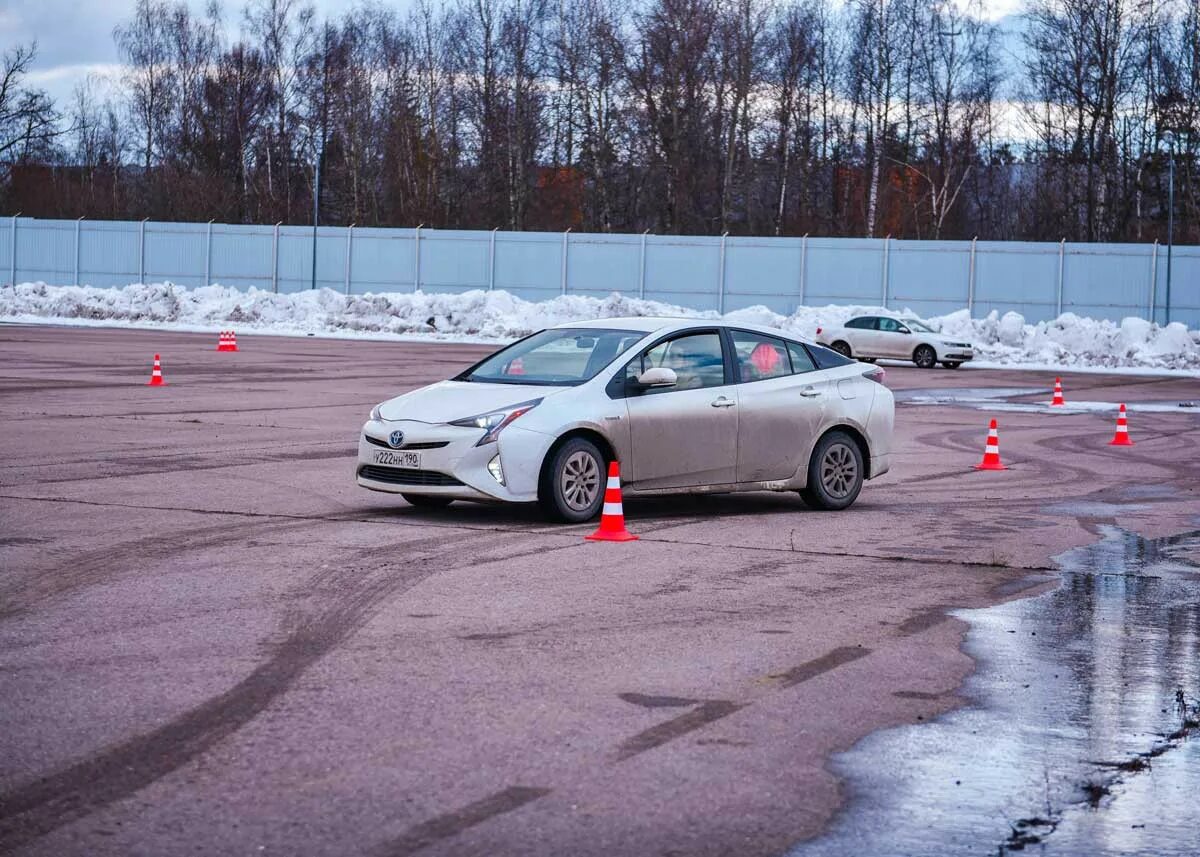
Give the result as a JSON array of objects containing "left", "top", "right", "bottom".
[{"left": 1, "top": 326, "right": 1198, "bottom": 856}]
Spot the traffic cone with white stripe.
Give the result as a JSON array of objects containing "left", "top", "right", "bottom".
[
  {"left": 1050, "top": 377, "right": 1065, "bottom": 407},
  {"left": 974, "top": 418, "right": 1006, "bottom": 470},
  {"left": 1109, "top": 403, "right": 1134, "bottom": 446},
  {"left": 217, "top": 330, "right": 239, "bottom": 352},
  {"left": 586, "top": 461, "right": 638, "bottom": 542},
  {"left": 146, "top": 353, "right": 166, "bottom": 386}
]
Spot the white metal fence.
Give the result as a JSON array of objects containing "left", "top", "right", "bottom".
[{"left": 3, "top": 215, "right": 1196, "bottom": 325}]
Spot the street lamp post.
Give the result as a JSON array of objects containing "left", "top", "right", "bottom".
[
  {"left": 310, "top": 147, "right": 322, "bottom": 291},
  {"left": 1162, "top": 130, "right": 1175, "bottom": 324}
]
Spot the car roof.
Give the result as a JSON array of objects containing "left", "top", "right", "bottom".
[{"left": 549, "top": 316, "right": 814, "bottom": 343}]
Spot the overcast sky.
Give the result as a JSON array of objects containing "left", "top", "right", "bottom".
[{"left": 6, "top": 0, "right": 1025, "bottom": 105}]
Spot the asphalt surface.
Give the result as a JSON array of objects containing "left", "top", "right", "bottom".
[{"left": 2, "top": 325, "right": 1198, "bottom": 857}]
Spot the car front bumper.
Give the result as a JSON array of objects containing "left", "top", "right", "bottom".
[{"left": 356, "top": 419, "right": 553, "bottom": 503}]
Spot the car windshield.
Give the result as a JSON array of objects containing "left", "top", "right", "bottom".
[
  {"left": 460, "top": 328, "right": 645, "bottom": 385},
  {"left": 902, "top": 318, "right": 935, "bottom": 333}
]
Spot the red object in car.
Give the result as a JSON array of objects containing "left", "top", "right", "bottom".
[
  {"left": 749, "top": 342, "right": 782, "bottom": 374},
  {"left": 508, "top": 357, "right": 525, "bottom": 375}
]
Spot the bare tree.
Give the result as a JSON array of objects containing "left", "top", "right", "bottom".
[{"left": 114, "top": 1, "right": 178, "bottom": 172}]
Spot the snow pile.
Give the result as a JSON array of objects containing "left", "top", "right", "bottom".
[{"left": 2, "top": 281, "right": 1197, "bottom": 373}]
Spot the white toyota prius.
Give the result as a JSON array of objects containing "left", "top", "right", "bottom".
[{"left": 358, "top": 318, "right": 894, "bottom": 522}]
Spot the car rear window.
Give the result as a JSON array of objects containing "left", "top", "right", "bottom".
[{"left": 806, "top": 342, "right": 854, "bottom": 369}]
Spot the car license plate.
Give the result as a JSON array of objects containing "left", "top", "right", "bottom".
[{"left": 373, "top": 450, "right": 421, "bottom": 468}]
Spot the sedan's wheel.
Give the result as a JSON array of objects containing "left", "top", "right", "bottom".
[
  {"left": 539, "top": 437, "right": 606, "bottom": 523},
  {"left": 942, "top": 361, "right": 962, "bottom": 369},
  {"left": 799, "top": 431, "right": 864, "bottom": 511},
  {"left": 913, "top": 345, "right": 937, "bottom": 369},
  {"left": 402, "top": 493, "right": 453, "bottom": 509},
  {"left": 830, "top": 341, "right": 852, "bottom": 358}
]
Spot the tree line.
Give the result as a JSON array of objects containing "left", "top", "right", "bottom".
[{"left": 0, "top": 0, "right": 1196, "bottom": 244}]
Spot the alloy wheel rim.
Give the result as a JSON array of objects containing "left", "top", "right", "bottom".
[
  {"left": 561, "top": 451, "right": 601, "bottom": 512},
  {"left": 917, "top": 347, "right": 934, "bottom": 367},
  {"left": 821, "top": 443, "right": 858, "bottom": 499}
]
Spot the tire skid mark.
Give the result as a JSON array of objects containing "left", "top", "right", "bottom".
[
  {"left": 769, "top": 646, "right": 872, "bottom": 687},
  {"left": 0, "top": 529, "right": 527, "bottom": 852},
  {"left": 1033, "top": 430, "right": 1200, "bottom": 476},
  {"left": 8, "top": 446, "right": 355, "bottom": 487},
  {"left": 616, "top": 700, "right": 746, "bottom": 761},
  {"left": 0, "top": 518, "right": 314, "bottom": 619},
  {"left": 372, "top": 786, "right": 552, "bottom": 857}
]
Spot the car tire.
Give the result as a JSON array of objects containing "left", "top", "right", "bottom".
[
  {"left": 402, "top": 493, "right": 454, "bottom": 508},
  {"left": 942, "top": 361, "right": 962, "bottom": 369},
  {"left": 799, "top": 431, "right": 864, "bottom": 511},
  {"left": 539, "top": 437, "right": 607, "bottom": 523},
  {"left": 860, "top": 357, "right": 877, "bottom": 363},
  {"left": 830, "top": 340, "right": 852, "bottom": 358},
  {"left": 913, "top": 345, "right": 937, "bottom": 369}
]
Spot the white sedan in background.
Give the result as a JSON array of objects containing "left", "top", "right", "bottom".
[
  {"left": 815, "top": 315, "right": 974, "bottom": 369},
  {"left": 358, "top": 318, "right": 894, "bottom": 522}
]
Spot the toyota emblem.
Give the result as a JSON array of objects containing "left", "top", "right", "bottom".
[{"left": 388, "top": 430, "right": 405, "bottom": 448}]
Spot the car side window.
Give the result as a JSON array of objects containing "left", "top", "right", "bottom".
[
  {"left": 731, "top": 331, "right": 791, "bottom": 382},
  {"left": 625, "top": 332, "right": 726, "bottom": 393},
  {"left": 787, "top": 342, "right": 816, "bottom": 373},
  {"left": 878, "top": 317, "right": 901, "bottom": 333},
  {"left": 846, "top": 317, "right": 876, "bottom": 330}
]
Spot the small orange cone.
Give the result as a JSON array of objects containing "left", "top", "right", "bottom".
[
  {"left": 146, "top": 353, "right": 167, "bottom": 386},
  {"left": 1050, "top": 377, "right": 1065, "bottom": 407},
  {"left": 586, "top": 461, "right": 638, "bottom": 542},
  {"left": 974, "top": 419, "right": 1006, "bottom": 470},
  {"left": 1109, "top": 403, "right": 1134, "bottom": 446},
  {"left": 217, "top": 330, "right": 239, "bottom": 352}
]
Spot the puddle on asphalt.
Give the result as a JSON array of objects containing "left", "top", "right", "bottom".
[
  {"left": 894, "top": 387, "right": 1048, "bottom": 403},
  {"left": 789, "top": 526, "right": 1200, "bottom": 857},
  {"left": 895, "top": 388, "right": 1200, "bottom": 416},
  {"left": 1042, "top": 501, "right": 1151, "bottom": 517}
]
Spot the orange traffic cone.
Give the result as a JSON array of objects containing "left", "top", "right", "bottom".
[
  {"left": 1109, "top": 403, "right": 1134, "bottom": 446},
  {"left": 1050, "top": 377, "right": 1065, "bottom": 407},
  {"left": 586, "top": 461, "right": 638, "bottom": 542},
  {"left": 217, "top": 330, "right": 239, "bottom": 352},
  {"left": 974, "top": 419, "right": 1006, "bottom": 470},
  {"left": 146, "top": 353, "right": 167, "bottom": 386}
]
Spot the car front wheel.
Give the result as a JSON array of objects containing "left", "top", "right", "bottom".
[
  {"left": 942, "top": 361, "right": 962, "bottom": 369},
  {"left": 539, "top": 437, "right": 606, "bottom": 523},
  {"left": 913, "top": 345, "right": 937, "bottom": 369},
  {"left": 800, "top": 431, "right": 864, "bottom": 511}
]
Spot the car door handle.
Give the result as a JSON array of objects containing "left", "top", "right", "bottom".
[
  {"left": 711, "top": 397, "right": 736, "bottom": 408},
  {"left": 799, "top": 386, "right": 822, "bottom": 398}
]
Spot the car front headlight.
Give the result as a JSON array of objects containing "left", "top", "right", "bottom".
[
  {"left": 449, "top": 398, "right": 543, "bottom": 446},
  {"left": 369, "top": 403, "right": 383, "bottom": 421}
]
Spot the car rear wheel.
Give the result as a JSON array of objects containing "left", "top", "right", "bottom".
[
  {"left": 402, "top": 493, "right": 454, "bottom": 509},
  {"left": 942, "top": 361, "right": 962, "bottom": 369},
  {"left": 830, "top": 340, "right": 852, "bottom": 358},
  {"left": 913, "top": 345, "right": 937, "bottom": 369},
  {"left": 800, "top": 431, "right": 864, "bottom": 511},
  {"left": 539, "top": 437, "right": 606, "bottom": 523}
]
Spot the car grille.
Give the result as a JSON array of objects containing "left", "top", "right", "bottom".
[
  {"left": 363, "top": 435, "right": 450, "bottom": 450},
  {"left": 358, "top": 465, "right": 464, "bottom": 487}
]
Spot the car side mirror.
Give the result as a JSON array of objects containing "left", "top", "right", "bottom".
[
  {"left": 897, "top": 326, "right": 911, "bottom": 334},
  {"left": 635, "top": 367, "right": 677, "bottom": 388}
]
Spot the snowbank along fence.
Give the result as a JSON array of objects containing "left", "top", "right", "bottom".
[{"left": 3, "top": 216, "right": 1196, "bottom": 326}]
